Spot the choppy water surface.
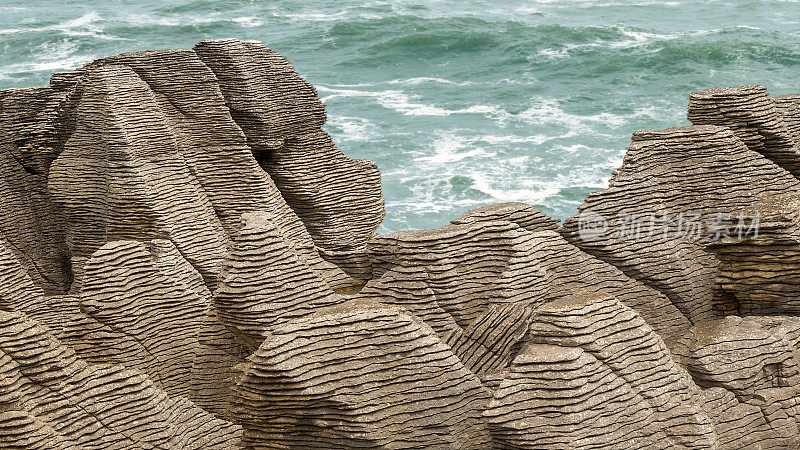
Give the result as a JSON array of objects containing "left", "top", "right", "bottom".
[{"left": 2, "top": 1, "right": 799, "bottom": 232}]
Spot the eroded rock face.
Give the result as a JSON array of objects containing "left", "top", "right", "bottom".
[
  {"left": 687, "top": 85, "right": 800, "bottom": 177},
  {"left": 49, "top": 64, "right": 231, "bottom": 289},
  {"left": 0, "top": 310, "right": 242, "bottom": 449},
  {"left": 0, "top": 238, "right": 76, "bottom": 333},
  {"left": 61, "top": 239, "right": 211, "bottom": 398},
  {"left": 561, "top": 125, "right": 800, "bottom": 323},
  {"left": 707, "top": 195, "right": 800, "bottom": 315},
  {"left": 774, "top": 94, "right": 800, "bottom": 143},
  {"left": 194, "top": 39, "right": 385, "bottom": 282},
  {"left": 672, "top": 316, "right": 800, "bottom": 448},
  {"left": 212, "top": 211, "right": 343, "bottom": 352},
  {"left": 365, "top": 213, "right": 690, "bottom": 379},
  {"left": 522, "top": 292, "right": 717, "bottom": 448},
  {"left": 2, "top": 41, "right": 800, "bottom": 448},
  {"left": 450, "top": 202, "right": 560, "bottom": 232},
  {"left": 486, "top": 343, "right": 673, "bottom": 449},
  {"left": 0, "top": 87, "right": 72, "bottom": 293},
  {"left": 233, "top": 299, "right": 492, "bottom": 449}
]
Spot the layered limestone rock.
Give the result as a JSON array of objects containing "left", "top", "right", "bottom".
[
  {"left": 561, "top": 125, "right": 800, "bottom": 323},
  {"left": 518, "top": 292, "right": 718, "bottom": 448},
  {"left": 60, "top": 239, "right": 211, "bottom": 398},
  {"left": 687, "top": 85, "right": 800, "bottom": 176},
  {"left": 74, "top": 48, "right": 317, "bottom": 255},
  {"left": 0, "top": 310, "right": 241, "bottom": 449},
  {"left": 0, "top": 85, "right": 73, "bottom": 293},
  {"left": 212, "top": 212, "right": 343, "bottom": 352},
  {"left": 774, "top": 94, "right": 800, "bottom": 142},
  {"left": 364, "top": 212, "right": 690, "bottom": 382},
  {"left": 2, "top": 41, "right": 800, "bottom": 449},
  {"left": 485, "top": 343, "right": 672, "bottom": 449},
  {"left": 450, "top": 201, "right": 560, "bottom": 232},
  {"left": 232, "top": 299, "right": 492, "bottom": 449},
  {"left": 672, "top": 316, "right": 800, "bottom": 448},
  {"left": 48, "top": 64, "right": 231, "bottom": 289},
  {"left": 707, "top": 194, "right": 800, "bottom": 315},
  {"left": 0, "top": 239, "right": 77, "bottom": 333},
  {"left": 4, "top": 40, "right": 353, "bottom": 293},
  {"left": 194, "top": 39, "right": 385, "bottom": 282}
]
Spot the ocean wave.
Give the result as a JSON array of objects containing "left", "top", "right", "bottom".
[
  {"left": 0, "top": 55, "right": 94, "bottom": 80},
  {"left": 232, "top": 17, "right": 264, "bottom": 27},
  {"left": 320, "top": 83, "right": 674, "bottom": 132},
  {"left": 413, "top": 132, "right": 496, "bottom": 164},
  {"left": 517, "top": 98, "right": 678, "bottom": 130},
  {"left": 325, "top": 116, "right": 380, "bottom": 141},
  {"left": 386, "top": 77, "right": 472, "bottom": 86},
  {"left": 386, "top": 129, "right": 621, "bottom": 214},
  {"left": 0, "top": 39, "right": 95, "bottom": 80},
  {"left": 533, "top": 25, "right": 761, "bottom": 60},
  {"left": 318, "top": 85, "right": 503, "bottom": 117},
  {"left": 0, "top": 12, "right": 124, "bottom": 40}
]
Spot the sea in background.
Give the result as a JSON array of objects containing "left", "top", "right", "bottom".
[{"left": 1, "top": 1, "right": 799, "bottom": 233}]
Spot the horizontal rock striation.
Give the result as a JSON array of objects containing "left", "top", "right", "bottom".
[
  {"left": 194, "top": 39, "right": 385, "bottom": 283},
  {"left": 60, "top": 239, "right": 211, "bottom": 398},
  {"left": 521, "top": 293, "right": 717, "bottom": 448},
  {"left": 1, "top": 39, "right": 800, "bottom": 448},
  {"left": 561, "top": 125, "right": 800, "bottom": 322},
  {"left": 707, "top": 194, "right": 800, "bottom": 315},
  {"left": 233, "top": 300, "right": 492, "bottom": 448},
  {"left": 0, "top": 310, "right": 242, "bottom": 448},
  {"left": 688, "top": 85, "right": 800, "bottom": 177}
]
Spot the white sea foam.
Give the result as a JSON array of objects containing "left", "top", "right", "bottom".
[
  {"left": 233, "top": 17, "right": 264, "bottom": 27},
  {"left": 517, "top": 98, "right": 671, "bottom": 130},
  {"left": 0, "top": 39, "right": 95, "bottom": 79},
  {"left": 326, "top": 116, "right": 379, "bottom": 141},
  {"left": 536, "top": 25, "right": 703, "bottom": 59},
  {"left": 469, "top": 173, "right": 562, "bottom": 204},
  {"left": 0, "top": 55, "right": 94, "bottom": 79},
  {"left": 279, "top": 10, "right": 351, "bottom": 22},
  {"left": 0, "top": 12, "right": 123, "bottom": 40},
  {"left": 476, "top": 134, "right": 551, "bottom": 146},
  {"left": 413, "top": 132, "right": 495, "bottom": 164},
  {"left": 387, "top": 77, "right": 472, "bottom": 86},
  {"left": 611, "top": 28, "right": 679, "bottom": 49},
  {"left": 119, "top": 12, "right": 235, "bottom": 27},
  {"left": 318, "top": 85, "right": 503, "bottom": 117}
]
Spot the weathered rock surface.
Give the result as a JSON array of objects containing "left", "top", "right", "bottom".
[
  {"left": 774, "top": 94, "right": 800, "bottom": 142},
  {"left": 0, "top": 87, "right": 72, "bottom": 293},
  {"left": 0, "top": 310, "right": 242, "bottom": 449},
  {"left": 486, "top": 342, "right": 672, "bottom": 449},
  {"left": 212, "top": 211, "right": 344, "bottom": 353},
  {"left": 450, "top": 201, "right": 560, "bottom": 232},
  {"left": 0, "top": 238, "right": 77, "bottom": 333},
  {"left": 519, "top": 292, "right": 717, "bottom": 448},
  {"left": 2, "top": 40, "right": 800, "bottom": 448},
  {"left": 707, "top": 194, "right": 800, "bottom": 315},
  {"left": 688, "top": 85, "right": 800, "bottom": 177},
  {"left": 194, "top": 39, "right": 385, "bottom": 282},
  {"left": 232, "top": 299, "right": 492, "bottom": 449},
  {"left": 365, "top": 213, "right": 690, "bottom": 376},
  {"left": 672, "top": 316, "right": 800, "bottom": 448},
  {"left": 48, "top": 64, "right": 231, "bottom": 290},
  {"left": 561, "top": 125, "right": 800, "bottom": 323},
  {"left": 60, "top": 239, "right": 211, "bottom": 398}
]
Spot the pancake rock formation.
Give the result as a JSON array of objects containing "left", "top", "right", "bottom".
[{"left": 1, "top": 38, "right": 800, "bottom": 449}]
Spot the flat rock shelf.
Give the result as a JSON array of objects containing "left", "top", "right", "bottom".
[{"left": 1, "top": 39, "right": 800, "bottom": 449}]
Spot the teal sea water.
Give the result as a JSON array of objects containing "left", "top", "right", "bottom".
[{"left": 1, "top": 1, "right": 799, "bottom": 232}]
